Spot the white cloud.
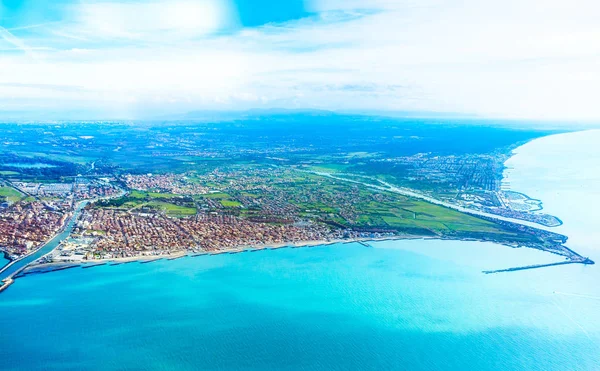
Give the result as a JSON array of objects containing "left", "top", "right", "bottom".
[
  {"left": 67, "top": 0, "right": 235, "bottom": 40},
  {"left": 1, "top": 0, "right": 600, "bottom": 121}
]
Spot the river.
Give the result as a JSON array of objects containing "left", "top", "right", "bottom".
[{"left": 0, "top": 201, "right": 88, "bottom": 282}]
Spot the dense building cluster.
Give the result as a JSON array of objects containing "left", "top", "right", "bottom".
[
  {"left": 124, "top": 174, "right": 210, "bottom": 195},
  {"left": 74, "top": 181, "right": 120, "bottom": 200},
  {"left": 13, "top": 180, "right": 119, "bottom": 200},
  {"left": 72, "top": 209, "right": 346, "bottom": 259},
  {"left": 174, "top": 214, "right": 338, "bottom": 251},
  {"left": 371, "top": 153, "right": 505, "bottom": 192},
  {"left": 0, "top": 201, "right": 68, "bottom": 259}
]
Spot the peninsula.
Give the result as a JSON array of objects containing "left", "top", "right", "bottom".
[{"left": 0, "top": 118, "right": 593, "bottom": 291}]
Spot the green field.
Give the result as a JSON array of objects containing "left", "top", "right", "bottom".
[
  {"left": 306, "top": 163, "right": 351, "bottom": 173},
  {"left": 146, "top": 201, "right": 197, "bottom": 217},
  {"left": 220, "top": 200, "right": 242, "bottom": 208},
  {"left": 354, "top": 197, "right": 513, "bottom": 235},
  {"left": 0, "top": 186, "right": 24, "bottom": 202},
  {"left": 129, "top": 190, "right": 148, "bottom": 199},
  {"left": 96, "top": 190, "right": 196, "bottom": 217},
  {"left": 197, "top": 192, "right": 243, "bottom": 208},
  {"left": 202, "top": 192, "right": 231, "bottom": 199}
]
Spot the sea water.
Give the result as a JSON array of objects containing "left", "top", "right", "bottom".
[
  {"left": 504, "top": 129, "right": 600, "bottom": 256},
  {"left": 1, "top": 131, "right": 600, "bottom": 370},
  {"left": 1, "top": 240, "right": 599, "bottom": 371},
  {"left": 0, "top": 254, "right": 9, "bottom": 270}
]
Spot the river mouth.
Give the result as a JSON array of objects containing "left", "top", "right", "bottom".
[{"left": 0, "top": 201, "right": 88, "bottom": 282}]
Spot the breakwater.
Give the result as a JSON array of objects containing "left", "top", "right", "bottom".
[{"left": 483, "top": 258, "right": 594, "bottom": 274}]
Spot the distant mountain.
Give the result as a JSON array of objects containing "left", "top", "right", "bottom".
[
  {"left": 152, "top": 108, "right": 478, "bottom": 123},
  {"left": 1, "top": 107, "right": 596, "bottom": 130}
]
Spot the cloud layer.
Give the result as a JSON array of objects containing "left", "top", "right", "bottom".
[{"left": 1, "top": 0, "right": 600, "bottom": 121}]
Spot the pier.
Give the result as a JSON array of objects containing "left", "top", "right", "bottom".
[
  {"left": 0, "top": 278, "right": 13, "bottom": 293},
  {"left": 15, "top": 263, "right": 80, "bottom": 279},
  {"left": 110, "top": 261, "right": 135, "bottom": 266},
  {"left": 140, "top": 258, "right": 163, "bottom": 264},
  {"left": 483, "top": 258, "right": 594, "bottom": 274},
  {"left": 167, "top": 255, "right": 185, "bottom": 261}
]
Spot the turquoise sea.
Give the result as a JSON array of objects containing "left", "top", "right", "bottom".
[
  {"left": 1, "top": 240, "right": 600, "bottom": 370},
  {"left": 0, "top": 254, "right": 8, "bottom": 270},
  {"left": 2, "top": 131, "right": 600, "bottom": 370}
]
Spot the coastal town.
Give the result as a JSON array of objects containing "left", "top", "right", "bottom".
[
  {"left": 0, "top": 200, "right": 69, "bottom": 260},
  {"left": 0, "top": 162, "right": 588, "bottom": 272},
  {"left": 68, "top": 210, "right": 350, "bottom": 261},
  {"left": 0, "top": 121, "right": 593, "bottom": 280},
  {"left": 0, "top": 169, "right": 396, "bottom": 265},
  {"left": 0, "top": 179, "right": 121, "bottom": 260}
]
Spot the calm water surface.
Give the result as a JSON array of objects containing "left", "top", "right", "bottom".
[
  {"left": 0, "top": 254, "right": 9, "bottom": 270},
  {"left": 1, "top": 240, "right": 599, "bottom": 371}
]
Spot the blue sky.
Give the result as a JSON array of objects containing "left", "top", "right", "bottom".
[{"left": 1, "top": 0, "right": 600, "bottom": 121}]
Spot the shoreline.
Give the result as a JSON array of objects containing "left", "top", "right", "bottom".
[
  {"left": 16, "top": 235, "right": 431, "bottom": 276},
  {"left": 1, "top": 225, "right": 594, "bottom": 293},
  {"left": 11, "top": 232, "right": 586, "bottom": 281},
  {"left": 500, "top": 162, "right": 563, "bottom": 227}
]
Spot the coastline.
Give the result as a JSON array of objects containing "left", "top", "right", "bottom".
[
  {"left": 3, "top": 179, "right": 594, "bottom": 290},
  {"left": 17, "top": 235, "right": 433, "bottom": 277},
  {"left": 0, "top": 212, "right": 78, "bottom": 292},
  {"left": 503, "top": 129, "right": 600, "bottom": 257},
  {"left": 4, "top": 132, "right": 597, "bottom": 291},
  {"left": 13, "top": 231, "right": 585, "bottom": 282},
  {"left": 495, "top": 189, "right": 564, "bottom": 227}
]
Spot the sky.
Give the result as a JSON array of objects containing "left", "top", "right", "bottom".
[{"left": 0, "top": 0, "right": 599, "bottom": 121}]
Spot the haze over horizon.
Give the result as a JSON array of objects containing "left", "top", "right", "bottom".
[{"left": 1, "top": 0, "right": 600, "bottom": 122}]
